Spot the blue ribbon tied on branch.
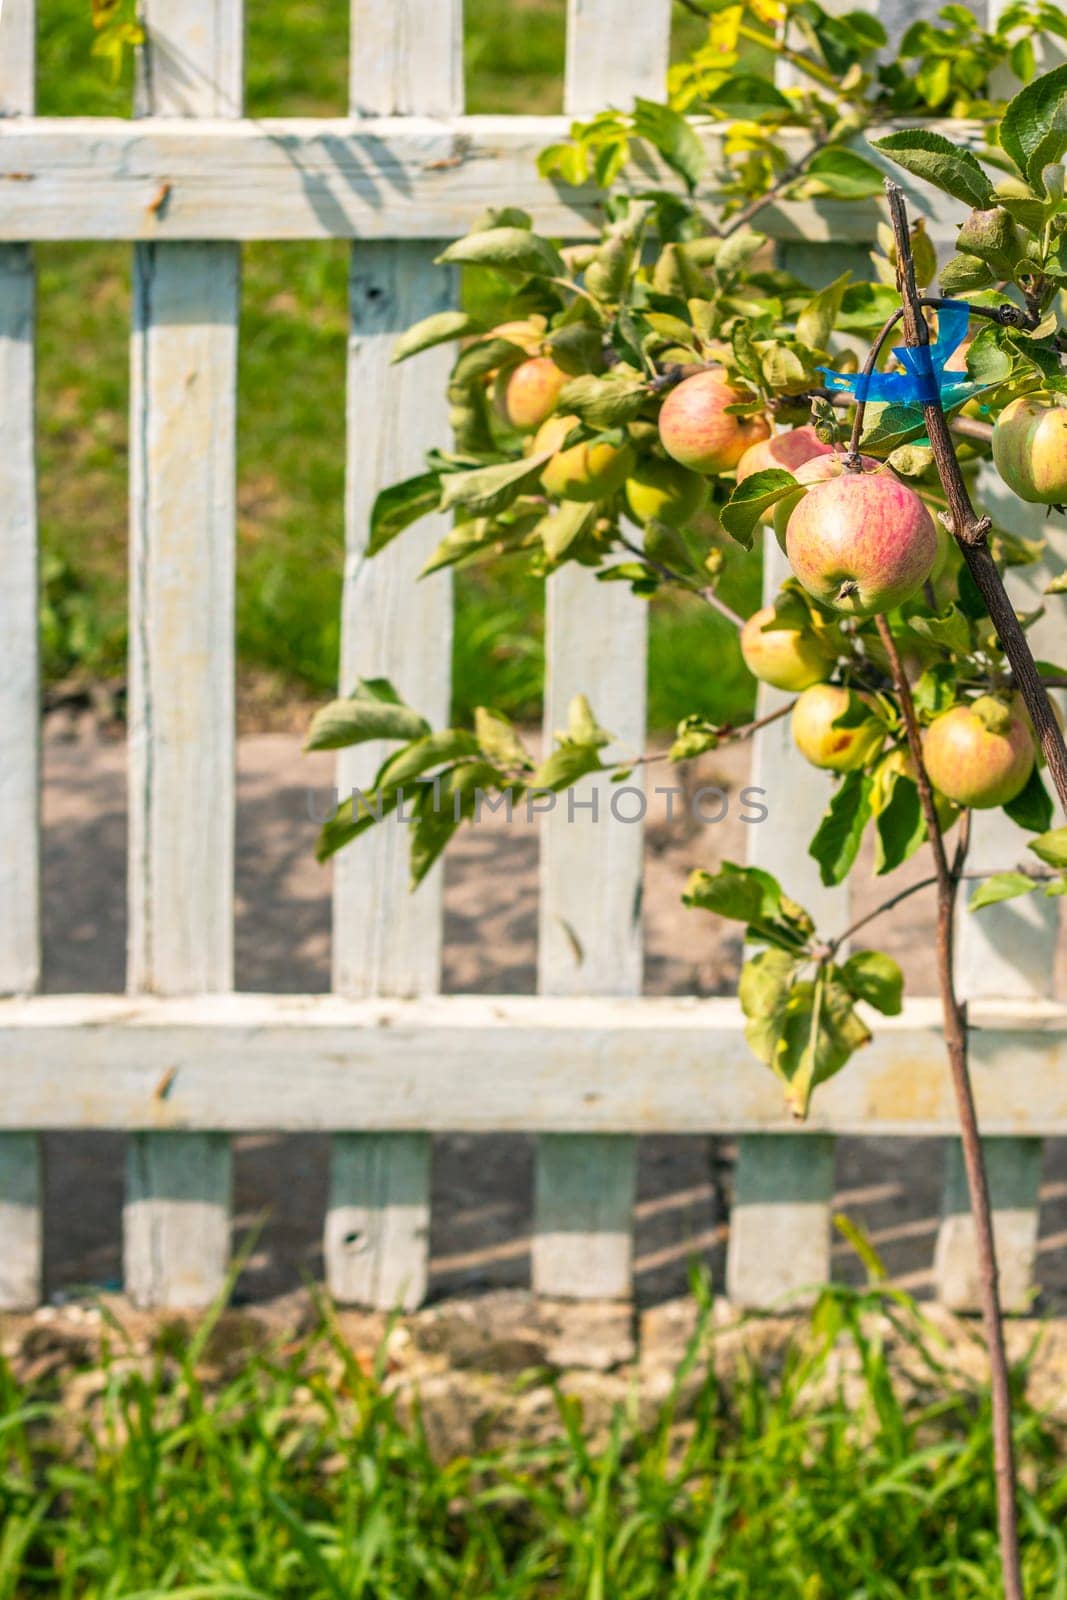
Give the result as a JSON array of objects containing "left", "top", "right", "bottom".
[{"left": 818, "top": 300, "right": 975, "bottom": 407}]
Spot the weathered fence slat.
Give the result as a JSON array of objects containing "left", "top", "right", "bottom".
[
  {"left": 124, "top": 0, "right": 240, "bottom": 1309},
  {"left": 935, "top": 477, "right": 1064, "bottom": 1311},
  {"left": 325, "top": 0, "right": 460, "bottom": 1311},
  {"left": 0, "top": 0, "right": 42, "bottom": 1311},
  {"left": 531, "top": 0, "right": 672, "bottom": 1303}
]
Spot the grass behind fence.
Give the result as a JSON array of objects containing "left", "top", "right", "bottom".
[
  {"left": 1, "top": 1278, "right": 1066, "bottom": 1597},
  {"left": 34, "top": 0, "right": 755, "bottom": 731}
]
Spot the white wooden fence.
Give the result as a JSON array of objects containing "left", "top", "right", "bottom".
[{"left": 0, "top": 0, "right": 1064, "bottom": 1315}]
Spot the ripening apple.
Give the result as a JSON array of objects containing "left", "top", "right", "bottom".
[
  {"left": 624, "top": 458, "right": 707, "bottom": 526},
  {"left": 494, "top": 355, "right": 568, "bottom": 432},
  {"left": 772, "top": 452, "right": 881, "bottom": 550},
  {"left": 658, "top": 368, "right": 771, "bottom": 475},
  {"left": 992, "top": 396, "right": 1067, "bottom": 505},
  {"left": 740, "top": 605, "right": 836, "bottom": 692},
  {"left": 735, "top": 424, "right": 835, "bottom": 484},
  {"left": 791, "top": 683, "right": 885, "bottom": 773},
  {"left": 922, "top": 697, "right": 1035, "bottom": 809},
  {"left": 785, "top": 470, "right": 938, "bottom": 616},
  {"left": 535, "top": 413, "right": 635, "bottom": 502}
]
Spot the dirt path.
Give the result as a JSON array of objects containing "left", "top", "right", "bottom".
[{"left": 38, "top": 725, "right": 1067, "bottom": 1310}]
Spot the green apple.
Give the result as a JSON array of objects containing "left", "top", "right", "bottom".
[
  {"left": 792, "top": 683, "right": 885, "bottom": 772},
  {"left": 740, "top": 605, "right": 836, "bottom": 692},
  {"left": 992, "top": 396, "right": 1067, "bottom": 505},
  {"left": 922, "top": 697, "right": 1035, "bottom": 809},
  {"left": 624, "top": 458, "right": 707, "bottom": 526},
  {"left": 535, "top": 414, "right": 635, "bottom": 502}
]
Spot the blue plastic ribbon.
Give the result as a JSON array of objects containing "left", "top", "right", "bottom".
[{"left": 817, "top": 300, "right": 973, "bottom": 407}]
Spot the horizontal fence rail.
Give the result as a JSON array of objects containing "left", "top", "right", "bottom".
[
  {"left": 0, "top": 117, "right": 977, "bottom": 242},
  {"left": 0, "top": 996, "right": 1066, "bottom": 1135}
]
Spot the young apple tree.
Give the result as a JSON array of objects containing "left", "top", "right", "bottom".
[{"left": 306, "top": 10, "right": 1067, "bottom": 1593}]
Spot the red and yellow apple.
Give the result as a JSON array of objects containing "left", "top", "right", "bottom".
[
  {"left": 624, "top": 458, "right": 706, "bottom": 526},
  {"left": 772, "top": 452, "right": 881, "bottom": 549},
  {"left": 535, "top": 414, "right": 635, "bottom": 502},
  {"left": 735, "top": 424, "right": 835, "bottom": 484},
  {"left": 785, "top": 470, "right": 938, "bottom": 616},
  {"left": 922, "top": 697, "right": 1035, "bottom": 809},
  {"left": 658, "top": 368, "right": 770, "bottom": 475},
  {"left": 740, "top": 605, "right": 836, "bottom": 692},
  {"left": 992, "top": 396, "right": 1067, "bottom": 505},
  {"left": 494, "top": 355, "right": 568, "bottom": 433},
  {"left": 792, "top": 683, "right": 885, "bottom": 772}
]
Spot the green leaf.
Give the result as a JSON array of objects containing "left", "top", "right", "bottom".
[
  {"left": 872, "top": 771, "right": 926, "bottom": 875},
  {"left": 684, "top": 861, "right": 782, "bottom": 926},
  {"left": 537, "top": 501, "right": 596, "bottom": 563},
  {"left": 840, "top": 950, "right": 904, "bottom": 1015},
  {"left": 912, "top": 663, "right": 957, "bottom": 717},
  {"left": 368, "top": 471, "right": 442, "bottom": 556},
  {"left": 474, "top": 707, "right": 532, "bottom": 770},
  {"left": 437, "top": 227, "right": 566, "bottom": 279},
  {"left": 392, "top": 311, "right": 478, "bottom": 365},
  {"left": 769, "top": 970, "right": 872, "bottom": 1119},
  {"left": 999, "top": 63, "right": 1067, "bottom": 186},
  {"left": 969, "top": 871, "right": 1040, "bottom": 910},
  {"left": 410, "top": 761, "right": 502, "bottom": 887},
  {"left": 1003, "top": 766, "right": 1054, "bottom": 833},
  {"left": 566, "top": 692, "right": 613, "bottom": 749},
  {"left": 871, "top": 129, "right": 996, "bottom": 210},
  {"left": 908, "top": 604, "right": 972, "bottom": 657},
  {"left": 545, "top": 321, "right": 604, "bottom": 376},
  {"left": 963, "top": 323, "right": 1013, "bottom": 386},
  {"left": 439, "top": 454, "right": 551, "bottom": 517},
  {"left": 720, "top": 469, "right": 798, "bottom": 550},
  {"left": 802, "top": 148, "right": 887, "bottom": 199},
  {"left": 796, "top": 272, "right": 851, "bottom": 352},
  {"left": 938, "top": 253, "right": 996, "bottom": 294},
  {"left": 531, "top": 742, "right": 603, "bottom": 791},
  {"left": 1029, "top": 825, "right": 1067, "bottom": 869},
  {"left": 837, "top": 282, "right": 900, "bottom": 330},
  {"left": 705, "top": 74, "right": 791, "bottom": 119},
  {"left": 739, "top": 948, "right": 798, "bottom": 1066},
  {"left": 558, "top": 370, "right": 648, "bottom": 428},
  {"left": 305, "top": 680, "right": 430, "bottom": 751},
  {"left": 375, "top": 728, "right": 480, "bottom": 789},
  {"left": 315, "top": 786, "right": 401, "bottom": 863},
  {"left": 809, "top": 770, "right": 872, "bottom": 888},
  {"left": 632, "top": 98, "right": 707, "bottom": 191}
]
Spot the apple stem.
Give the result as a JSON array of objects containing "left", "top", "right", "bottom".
[
  {"left": 885, "top": 179, "right": 1067, "bottom": 816},
  {"left": 874, "top": 614, "right": 1025, "bottom": 1600}
]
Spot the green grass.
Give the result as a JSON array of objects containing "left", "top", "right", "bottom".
[
  {"left": 34, "top": 0, "right": 754, "bottom": 731},
  {"left": 2, "top": 1276, "right": 1066, "bottom": 1596}
]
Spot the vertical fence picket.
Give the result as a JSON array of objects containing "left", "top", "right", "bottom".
[
  {"left": 0, "top": 0, "right": 42, "bottom": 1310},
  {"left": 531, "top": 0, "right": 671, "bottom": 1302},
  {"left": 728, "top": 242, "right": 871, "bottom": 1308},
  {"left": 123, "top": 0, "right": 241, "bottom": 1308},
  {"left": 324, "top": 0, "right": 460, "bottom": 1311},
  {"left": 934, "top": 481, "right": 1064, "bottom": 1311}
]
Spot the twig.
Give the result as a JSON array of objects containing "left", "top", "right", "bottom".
[
  {"left": 720, "top": 132, "right": 835, "bottom": 239},
  {"left": 885, "top": 180, "right": 1067, "bottom": 816},
  {"left": 618, "top": 533, "right": 744, "bottom": 628},
  {"left": 876, "top": 617, "right": 1024, "bottom": 1600}
]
